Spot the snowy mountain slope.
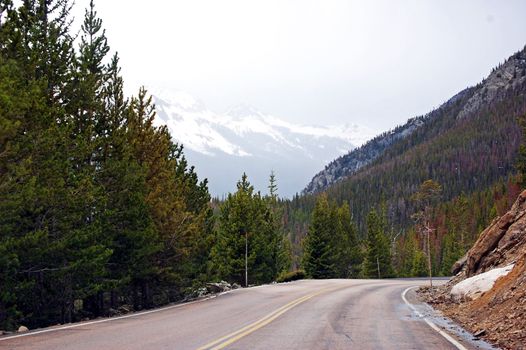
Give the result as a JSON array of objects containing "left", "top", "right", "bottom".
[{"left": 152, "top": 90, "right": 375, "bottom": 197}]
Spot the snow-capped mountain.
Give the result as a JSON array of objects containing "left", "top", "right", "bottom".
[{"left": 153, "top": 90, "right": 376, "bottom": 198}]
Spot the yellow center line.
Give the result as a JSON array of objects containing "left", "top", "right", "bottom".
[
  {"left": 196, "top": 286, "right": 345, "bottom": 350},
  {"left": 195, "top": 293, "right": 313, "bottom": 350}
]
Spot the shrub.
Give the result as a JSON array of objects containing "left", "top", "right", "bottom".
[{"left": 276, "top": 270, "right": 306, "bottom": 283}]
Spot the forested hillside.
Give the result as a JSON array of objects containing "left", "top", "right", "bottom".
[
  {"left": 304, "top": 48, "right": 526, "bottom": 196},
  {"left": 285, "top": 46, "right": 526, "bottom": 274}
]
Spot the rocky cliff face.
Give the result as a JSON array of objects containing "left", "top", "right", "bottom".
[
  {"left": 429, "top": 190, "right": 526, "bottom": 350},
  {"left": 457, "top": 48, "right": 526, "bottom": 120},
  {"left": 303, "top": 46, "right": 526, "bottom": 195},
  {"left": 302, "top": 117, "right": 424, "bottom": 194},
  {"left": 453, "top": 190, "right": 526, "bottom": 278}
]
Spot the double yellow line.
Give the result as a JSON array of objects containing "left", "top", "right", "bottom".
[{"left": 196, "top": 287, "right": 339, "bottom": 350}]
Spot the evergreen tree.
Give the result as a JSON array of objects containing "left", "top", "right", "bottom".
[
  {"left": 411, "top": 249, "right": 428, "bottom": 277},
  {"left": 411, "top": 180, "right": 442, "bottom": 286},
  {"left": 302, "top": 193, "right": 338, "bottom": 278},
  {"left": 440, "top": 230, "right": 464, "bottom": 276},
  {"left": 265, "top": 172, "right": 291, "bottom": 276},
  {"left": 335, "top": 202, "right": 362, "bottom": 278},
  {"left": 211, "top": 173, "right": 284, "bottom": 286},
  {"left": 0, "top": 0, "right": 214, "bottom": 328},
  {"left": 362, "top": 209, "right": 393, "bottom": 278}
]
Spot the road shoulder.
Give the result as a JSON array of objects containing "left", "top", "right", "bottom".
[{"left": 403, "top": 287, "right": 497, "bottom": 350}]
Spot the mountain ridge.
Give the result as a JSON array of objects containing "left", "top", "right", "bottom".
[
  {"left": 303, "top": 46, "right": 526, "bottom": 195},
  {"left": 152, "top": 90, "right": 376, "bottom": 197}
]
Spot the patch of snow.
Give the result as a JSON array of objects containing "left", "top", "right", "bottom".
[{"left": 451, "top": 264, "right": 515, "bottom": 301}]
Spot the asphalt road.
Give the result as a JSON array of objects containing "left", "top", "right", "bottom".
[{"left": 1, "top": 279, "right": 477, "bottom": 350}]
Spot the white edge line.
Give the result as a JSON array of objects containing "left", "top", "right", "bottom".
[
  {"left": 0, "top": 294, "right": 221, "bottom": 341},
  {"left": 0, "top": 282, "right": 277, "bottom": 342},
  {"left": 402, "top": 286, "right": 468, "bottom": 350}
]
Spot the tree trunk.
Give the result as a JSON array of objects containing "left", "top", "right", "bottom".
[{"left": 426, "top": 227, "right": 433, "bottom": 291}]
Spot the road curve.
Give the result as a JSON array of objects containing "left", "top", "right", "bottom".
[{"left": 1, "top": 279, "right": 476, "bottom": 350}]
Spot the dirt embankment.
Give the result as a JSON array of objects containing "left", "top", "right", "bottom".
[{"left": 424, "top": 190, "right": 526, "bottom": 350}]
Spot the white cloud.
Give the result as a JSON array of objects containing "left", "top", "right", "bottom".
[{"left": 73, "top": 0, "right": 526, "bottom": 131}]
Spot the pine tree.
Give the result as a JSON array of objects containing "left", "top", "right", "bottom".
[
  {"left": 211, "top": 173, "right": 283, "bottom": 285},
  {"left": 302, "top": 193, "right": 338, "bottom": 278},
  {"left": 411, "top": 249, "right": 428, "bottom": 277},
  {"left": 362, "top": 209, "right": 393, "bottom": 278},
  {"left": 265, "top": 172, "right": 291, "bottom": 276},
  {"left": 411, "top": 180, "right": 442, "bottom": 286},
  {"left": 335, "top": 202, "right": 362, "bottom": 278},
  {"left": 398, "top": 229, "right": 418, "bottom": 277},
  {"left": 268, "top": 170, "right": 278, "bottom": 200},
  {"left": 440, "top": 230, "right": 463, "bottom": 276},
  {"left": 0, "top": 0, "right": 113, "bottom": 327},
  {"left": 0, "top": 0, "right": 216, "bottom": 329}
]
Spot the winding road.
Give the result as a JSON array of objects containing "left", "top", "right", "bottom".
[{"left": 1, "top": 279, "right": 479, "bottom": 350}]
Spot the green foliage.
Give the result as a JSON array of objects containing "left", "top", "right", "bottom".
[
  {"left": 362, "top": 209, "right": 393, "bottom": 278},
  {"left": 276, "top": 270, "right": 306, "bottom": 283},
  {"left": 302, "top": 194, "right": 337, "bottom": 278},
  {"left": 302, "top": 194, "right": 363, "bottom": 279},
  {"left": 335, "top": 202, "right": 363, "bottom": 278},
  {"left": 440, "top": 230, "right": 464, "bottom": 276},
  {"left": 0, "top": 0, "right": 214, "bottom": 330},
  {"left": 210, "top": 173, "right": 287, "bottom": 286},
  {"left": 411, "top": 250, "right": 428, "bottom": 277}
]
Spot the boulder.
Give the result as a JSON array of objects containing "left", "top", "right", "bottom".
[
  {"left": 118, "top": 304, "right": 132, "bottom": 314},
  {"left": 17, "top": 325, "right": 29, "bottom": 333},
  {"left": 451, "top": 254, "right": 467, "bottom": 275},
  {"left": 206, "top": 281, "right": 232, "bottom": 294},
  {"left": 107, "top": 308, "right": 119, "bottom": 317},
  {"left": 195, "top": 287, "right": 208, "bottom": 297}
]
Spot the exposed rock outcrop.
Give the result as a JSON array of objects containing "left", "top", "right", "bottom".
[
  {"left": 205, "top": 280, "right": 237, "bottom": 294},
  {"left": 457, "top": 48, "right": 526, "bottom": 119},
  {"left": 425, "top": 189, "right": 526, "bottom": 349},
  {"left": 453, "top": 190, "right": 526, "bottom": 278},
  {"left": 303, "top": 117, "right": 424, "bottom": 194}
]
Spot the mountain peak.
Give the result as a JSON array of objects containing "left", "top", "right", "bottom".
[
  {"left": 151, "top": 90, "right": 375, "bottom": 197},
  {"left": 226, "top": 104, "right": 265, "bottom": 119},
  {"left": 152, "top": 89, "right": 206, "bottom": 112}
]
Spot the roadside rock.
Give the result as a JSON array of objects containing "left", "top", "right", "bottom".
[
  {"left": 118, "top": 304, "right": 132, "bottom": 314},
  {"left": 451, "top": 254, "right": 467, "bottom": 275},
  {"left": 107, "top": 308, "right": 119, "bottom": 317},
  {"left": 17, "top": 325, "right": 29, "bottom": 333},
  {"left": 454, "top": 190, "right": 526, "bottom": 278},
  {"left": 187, "top": 280, "right": 240, "bottom": 300},
  {"left": 195, "top": 287, "right": 208, "bottom": 298},
  {"left": 206, "top": 280, "right": 232, "bottom": 294},
  {"left": 424, "top": 190, "right": 526, "bottom": 350}
]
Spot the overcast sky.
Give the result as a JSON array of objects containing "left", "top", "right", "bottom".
[{"left": 73, "top": 0, "right": 526, "bottom": 132}]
